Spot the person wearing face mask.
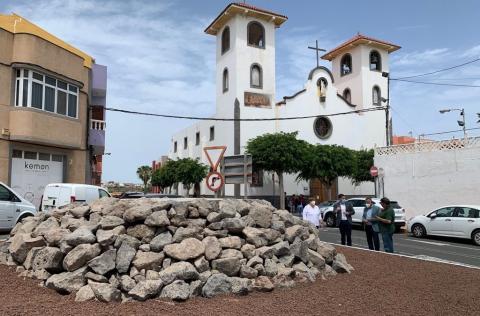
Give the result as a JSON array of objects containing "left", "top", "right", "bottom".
[
  {"left": 333, "top": 194, "right": 355, "bottom": 246},
  {"left": 362, "top": 197, "right": 380, "bottom": 251},
  {"left": 302, "top": 198, "right": 321, "bottom": 229},
  {"left": 376, "top": 197, "right": 395, "bottom": 253}
]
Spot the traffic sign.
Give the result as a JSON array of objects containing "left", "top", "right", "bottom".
[
  {"left": 206, "top": 171, "right": 224, "bottom": 192},
  {"left": 370, "top": 166, "right": 379, "bottom": 177}
]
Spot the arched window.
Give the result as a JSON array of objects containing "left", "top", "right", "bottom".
[
  {"left": 340, "top": 54, "right": 352, "bottom": 76},
  {"left": 221, "top": 27, "right": 230, "bottom": 54},
  {"left": 372, "top": 86, "right": 381, "bottom": 106},
  {"left": 222, "top": 68, "right": 229, "bottom": 92},
  {"left": 343, "top": 88, "right": 351, "bottom": 103},
  {"left": 247, "top": 21, "right": 265, "bottom": 48},
  {"left": 370, "top": 50, "right": 381, "bottom": 71},
  {"left": 250, "top": 64, "right": 262, "bottom": 88}
]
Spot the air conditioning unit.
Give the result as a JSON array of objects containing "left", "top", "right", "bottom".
[{"left": 1, "top": 128, "right": 10, "bottom": 136}]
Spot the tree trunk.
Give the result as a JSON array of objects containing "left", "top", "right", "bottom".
[
  {"left": 326, "top": 182, "right": 332, "bottom": 201},
  {"left": 278, "top": 172, "right": 285, "bottom": 210}
]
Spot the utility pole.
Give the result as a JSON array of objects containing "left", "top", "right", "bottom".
[{"left": 382, "top": 72, "right": 390, "bottom": 146}]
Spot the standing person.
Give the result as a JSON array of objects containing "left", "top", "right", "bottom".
[
  {"left": 296, "top": 194, "right": 305, "bottom": 214},
  {"left": 376, "top": 197, "right": 395, "bottom": 253},
  {"left": 362, "top": 197, "right": 380, "bottom": 251},
  {"left": 333, "top": 194, "right": 355, "bottom": 246},
  {"left": 303, "top": 198, "right": 321, "bottom": 228}
]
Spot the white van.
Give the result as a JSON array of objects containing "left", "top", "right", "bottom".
[
  {"left": 0, "top": 181, "right": 37, "bottom": 231},
  {"left": 41, "top": 183, "right": 111, "bottom": 212}
]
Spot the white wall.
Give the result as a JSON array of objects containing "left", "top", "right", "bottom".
[{"left": 374, "top": 138, "right": 480, "bottom": 218}]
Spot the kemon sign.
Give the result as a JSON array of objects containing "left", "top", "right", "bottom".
[{"left": 11, "top": 157, "right": 63, "bottom": 208}]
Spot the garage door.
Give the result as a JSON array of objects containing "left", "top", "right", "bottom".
[{"left": 10, "top": 150, "right": 64, "bottom": 209}]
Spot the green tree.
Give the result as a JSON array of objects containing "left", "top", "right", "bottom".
[
  {"left": 351, "top": 149, "right": 374, "bottom": 185},
  {"left": 174, "top": 158, "right": 209, "bottom": 196},
  {"left": 246, "top": 132, "right": 309, "bottom": 209},
  {"left": 297, "top": 144, "right": 355, "bottom": 200},
  {"left": 151, "top": 160, "right": 178, "bottom": 193},
  {"left": 136, "top": 165, "right": 152, "bottom": 193}
]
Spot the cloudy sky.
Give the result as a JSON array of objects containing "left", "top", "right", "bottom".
[{"left": 2, "top": 0, "right": 479, "bottom": 183}]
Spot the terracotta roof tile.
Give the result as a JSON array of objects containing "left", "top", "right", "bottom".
[{"left": 321, "top": 34, "right": 401, "bottom": 60}]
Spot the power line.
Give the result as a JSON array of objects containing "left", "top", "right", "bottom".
[
  {"left": 104, "top": 106, "right": 385, "bottom": 121},
  {"left": 392, "top": 57, "right": 480, "bottom": 80},
  {"left": 390, "top": 78, "right": 480, "bottom": 88},
  {"left": 419, "top": 127, "right": 480, "bottom": 137}
]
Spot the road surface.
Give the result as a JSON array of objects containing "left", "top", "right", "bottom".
[{"left": 319, "top": 226, "right": 480, "bottom": 267}]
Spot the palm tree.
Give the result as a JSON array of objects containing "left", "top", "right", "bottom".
[{"left": 136, "top": 165, "right": 152, "bottom": 193}]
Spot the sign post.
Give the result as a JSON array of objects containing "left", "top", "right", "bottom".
[{"left": 370, "top": 166, "right": 379, "bottom": 197}]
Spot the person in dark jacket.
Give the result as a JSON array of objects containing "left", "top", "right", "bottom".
[
  {"left": 333, "top": 194, "right": 355, "bottom": 246},
  {"left": 362, "top": 197, "right": 381, "bottom": 251}
]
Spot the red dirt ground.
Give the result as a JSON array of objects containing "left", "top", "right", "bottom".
[{"left": 0, "top": 246, "right": 478, "bottom": 316}]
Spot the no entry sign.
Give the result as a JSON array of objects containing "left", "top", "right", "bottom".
[{"left": 370, "top": 166, "right": 379, "bottom": 177}]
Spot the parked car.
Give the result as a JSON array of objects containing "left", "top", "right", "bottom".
[
  {"left": 118, "top": 192, "right": 181, "bottom": 199},
  {"left": 0, "top": 181, "right": 37, "bottom": 231},
  {"left": 407, "top": 205, "right": 480, "bottom": 246},
  {"left": 322, "top": 197, "right": 406, "bottom": 231},
  {"left": 317, "top": 200, "right": 336, "bottom": 219},
  {"left": 41, "top": 183, "right": 111, "bottom": 212}
]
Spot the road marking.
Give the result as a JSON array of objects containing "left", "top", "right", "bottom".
[{"left": 404, "top": 239, "right": 448, "bottom": 246}]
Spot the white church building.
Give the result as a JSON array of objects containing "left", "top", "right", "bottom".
[{"left": 168, "top": 3, "right": 400, "bottom": 201}]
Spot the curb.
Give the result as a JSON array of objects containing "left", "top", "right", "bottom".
[{"left": 328, "top": 242, "right": 480, "bottom": 270}]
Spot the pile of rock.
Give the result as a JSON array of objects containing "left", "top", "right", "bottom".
[{"left": 0, "top": 198, "right": 353, "bottom": 302}]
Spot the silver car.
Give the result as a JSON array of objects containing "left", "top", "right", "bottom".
[{"left": 0, "top": 181, "right": 37, "bottom": 231}]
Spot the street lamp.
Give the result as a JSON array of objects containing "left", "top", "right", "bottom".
[{"left": 439, "top": 108, "right": 466, "bottom": 139}]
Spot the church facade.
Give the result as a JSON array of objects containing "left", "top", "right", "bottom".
[{"left": 169, "top": 3, "right": 400, "bottom": 200}]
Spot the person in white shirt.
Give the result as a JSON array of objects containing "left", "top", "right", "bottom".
[{"left": 302, "top": 198, "right": 321, "bottom": 228}]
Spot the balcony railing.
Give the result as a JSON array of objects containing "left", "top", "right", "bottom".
[{"left": 91, "top": 119, "right": 106, "bottom": 131}]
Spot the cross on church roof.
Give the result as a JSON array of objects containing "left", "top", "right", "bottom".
[{"left": 308, "top": 40, "right": 326, "bottom": 68}]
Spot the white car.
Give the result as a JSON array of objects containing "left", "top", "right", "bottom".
[
  {"left": 41, "top": 183, "right": 111, "bottom": 212},
  {"left": 407, "top": 205, "right": 480, "bottom": 246},
  {"left": 0, "top": 181, "right": 37, "bottom": 231},
  {"left": 322, "top": 198, "right": 406, "bottom": 230}
]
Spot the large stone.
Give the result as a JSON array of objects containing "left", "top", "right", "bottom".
[
  {"left": 9, "top": 233, "right": 46, "bottom": 263},
  {"left": 158, "top": 262, "right": 199, "bottom": 285},
  {"left": 96, "top": 226, "right": 125, "bottom": 247},
  {"left": 120, "top": 275, "right": 137, "bottom": 292},
  {"left": 32, "top": 247, "right": 63, "bottom": 273},
  {"left": 43, "top": 228, "right": 70, "bottom": 247},
  {"left": 116, "top": 242, "right": 136, "bottom": 273},
  {"left": 11, "top": 217, "right": 41, "bottom": 236},
  {"left": 252, "top": 276, "right": 274, "bottom": 292},
  {"left": 45, "top": 267, "right": 87, "bottom": 294},
  {"left": 202, "top": 236, "right": 221, "bottom": 260},
  {"left": 89, "top": 281, "right": 121, "bottom": 302},
  {"left": 160, "top": 280, "right": 190, "bottom": 301},
  {"left": 218, "top": 199, "right": 238, "bottom": 219},
  {"left": 274, "top": 210, "right": 296, "bottom": 227},
  {"left": 63, "top": 243, "right": 101, "bottom": 272},
  {"left": 88, "top": 249, "right": 116, "bottom": 275},
  {"left": 290, "top": 240, "right": 309, "bottom": 263},
  {"left": 255, "top": 246, "right": 275, "bottom": 259},
  {"left": 132, "top": 251, "right": 164, "bottom": 271},
  {"left": 123, "top": 205, "right": 153, "bottom": 223},
  {"left": 206, "top": 212, "right": 221, "bottom": 223},
  {"left": 219, "top": 236, "right": 242, "bottom": 249},
  {"left": 172, "top": 226, "right": 203, "bottom": 243},
  {"left": 150, "top": 231, "right": 173, "bottom": 252},
  {"left": 189, "top": 280, "right": 204, "bottom": 297},
  {"left": 85, "top": 272, "right": 108, "bottom": 283},
  {"left": 246, "top": 256, "right": 263, "bottom": 268},
  {"left": 99, "top": 215, "right": 125, "bottom": 229},
  {"left": 271, "top": 220, "right": 286, "bottom": 233},
  {"left": 70, "top": 205, "right": 91, "bottom": 218},
  {"left": 230, "top": 277, "right": 252, "bottom": 295},
  {"left": 144, "top": 210, "right": 170, "bottom": 227},
  {"left": 249, "top": 206, "right": 272, "bottom": 228},
  {"left": 240, "top": 244, "right": 256, "bottom": 260},
  {"left": 264, "top": 259, "right": 278, "bottom": 277},
  {"left": 285, "top": 225, "right": 309, "bottom": 243},
  {"left": 126, "top": 224, "right": 156, "bottom": 243},
  {"left": 201, "top": 273, "right": 232, "bottom": 298},
  {"left": 277, "top": 255, "right": 295, "bottom": 267},
  {"left": 272, "top": 241, "right": 291, "bottom": 257},
  {"left": 220, "top": 249, "right": 243, "bottom": 260},
  {"left": 75, "top": 285, "right": 95, "bottom": 302},
  {"left": 164, "top": 238, "right": 205, "bottom": 261},
  {"left": 114, "top": 234, "right": 141, "bottom": 250},
  {"left": 316, "top": 242, "right": 337, "bottom": 264},
  {"left": 332, "top": 253, "right": 354, "bottom": 274},
  {"left": 62, "top": 228, "right": 96, "bottom": 246},
  {"left": 128, "top": 280, "right": 164, "bottom": 301},
  {"left": 222, "top": 218, "right": 245, "bottom": 234},
  {"left": 194, "top": 256, "right": 210, "bottom": 273},
  {"left": 203, "top": 228, "right": 228, "bottom": 238},
  {"left": 211, "top": 257, "right": 241, "bottom": 277},
  {"left": 23, "top": 247, "right": 42, "bottom": 270},
  {"left": 242, "top": 227, "right": 268, "bottom": 247},
  {"left": 323, "top": 264, "right": 338, "bottom": 278},
  {"left": 32, "top": 217, "right": 59, "bottom": 237},
  {"left": 308, "top": 249, "right": 326, "bottom": 269},
  {"left": 239, "top": 265, "right": 258, "bottom": 279}
]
